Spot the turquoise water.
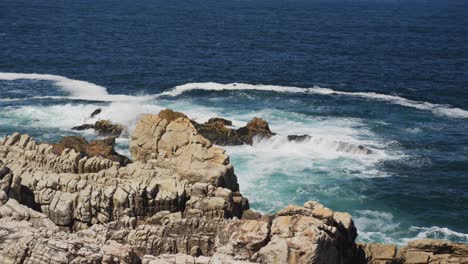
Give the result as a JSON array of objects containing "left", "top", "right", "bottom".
[{"left": 1, "top": 0, "right": 467, "bottom": 244}]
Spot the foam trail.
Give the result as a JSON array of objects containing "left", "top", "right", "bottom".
[
  {"left": 159, "top": 82, "right": 468, "bottom": 119},
  {"left": 0, "top": 72, "right": 155, "bottom": 102}
]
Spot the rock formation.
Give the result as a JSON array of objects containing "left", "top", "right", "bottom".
[
  {"left": 0, "top": 108, "right": 466, "bottom": 264},
  {"left": 53, "top": 136, "right": 131, "bottom": 165},
  {"left": 192, "top": 117, "right": 275, "bottom": 146},
  {"left": 362, "top": 240, "right": 468, "bottom": 263},
  {"left": 193, "top": 117, "right": 373, "bottom": 155},
  {"left": 72, "top": 119, "right": 124, "bottom": 137}
]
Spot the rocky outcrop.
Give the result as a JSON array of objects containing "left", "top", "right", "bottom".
[
  {"left": 0, "top": 215, "right": 139, "bottom": 264},
  {"left": 72, "top": 119, "right": 124, "bottom": 137},
  {"left": 130, "top": 109, "right": 240, "bottom": 191},
  {"left": 363, "top": 240, "right": 468, "bottom": 264},
  {"left": 52, "top": 136, "right": 131, "bottom": 165},
  {"left": 193, "top": 117, "right": 373, "bottom": 155},
  {"left": 193, "top": 117, "right": 275, "bottom": 146},
  {"left": 0, "top": 109, "right": 247, "bottom": 230}
]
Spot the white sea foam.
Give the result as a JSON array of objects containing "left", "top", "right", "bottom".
[
  {"left": 0, "top": 72, "right": 155, "bottom": 102},
  {"left": 355, "top": 210, "right": 468, "bottom": 244},
  {"left": 405, "top": 226, "right": 468, "bottom": 243},
  {"left": 2, "top": 73, "right": 467, "bottom": 118},
  {"left": 2, "top": 101, "right": 164, "bottom": 135},
  {"left": 159, "top": 82, "right": 468, "bottom": 119}
]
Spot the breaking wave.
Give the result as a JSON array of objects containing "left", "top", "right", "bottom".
[
  {"left": 2, "top": 73, "right": 467, "bottom": 119},
  {"left": 159, "top": 82, "right": 468, "bottom": 119},
  {"left": 0, "top": 72, "right": 154, "bottom": 102}
]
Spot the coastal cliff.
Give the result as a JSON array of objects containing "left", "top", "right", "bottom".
[{"left": 0, "top": 109, "right": 466, "bottom": 264}]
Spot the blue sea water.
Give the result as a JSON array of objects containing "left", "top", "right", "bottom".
[{"left": 1, "top": 0, "right": 467, "bottom": 244}]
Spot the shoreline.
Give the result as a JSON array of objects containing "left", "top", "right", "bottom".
[{"left": 0, "top": 109, "right": 466, "bottom": 263}]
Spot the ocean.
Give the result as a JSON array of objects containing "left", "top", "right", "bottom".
[{"left": 1, "top": 0, "right": 467, "bottom": 244}]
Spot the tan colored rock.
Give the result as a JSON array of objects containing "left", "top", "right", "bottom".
[
  {"left": 130, "top": 109, "right": 239, "bottom": 191},
  {"left": 364, "top": 244, "right": 397, "bottom": 263},
  {"left": 0, "top": 130, "right": 247, "bottom": 228}
]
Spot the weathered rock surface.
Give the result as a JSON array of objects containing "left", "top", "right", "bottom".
[
  {"left": 130, "top": 109, "right": 240, "bottom": 191},
  {"left": 53, "top": 136, "right": 131, "bottom": 166},
  {"left": 72, "top": 119, "right": 124, "bottom": 137}
]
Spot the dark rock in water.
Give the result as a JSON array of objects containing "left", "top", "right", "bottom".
[
  {"left": 72, "top": 119, "right": 124, "bottom": 137},
  {"left": 357, "top": 145, "right": 373, "bottom": 154},
  {"left": 90, "top": 108, "right": 102, "bottom": 118},
  {"left": 207, "top": 117, "right": 232, "bottom": 126},
  {"left": 71, "top": 124, "right": 95, "bottom": 131},
  {"left": 194, "top": 116, "right": 275, "bottom": 146},
  {"left": 53, "top": 136, "right": 131, "bottom": 165},
  {"left": 287, "top": 134, "right": 312, "bottom": 142},
  {"left": 94, "top": 120, "right": 124, "bottom": 137}
]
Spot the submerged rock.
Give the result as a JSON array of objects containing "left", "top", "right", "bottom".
[{"left": 288, "top": 134, "right": 312, "bottom": 142}]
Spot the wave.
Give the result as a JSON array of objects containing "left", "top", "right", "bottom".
[
  {"left": 158, "top": 82, "right": 468, "bottom": 119},
  {"left": 406, "top": 226, "right": 468, "bottom": 243},
  {"left": 2, "top": 73, "right": 467, "bottom": 118},
  {"left": 355, "top": 210, "right": 468, "bottom": 244},
  {"left": 0, "top": 72, "right": 155, "bottom": 102}
]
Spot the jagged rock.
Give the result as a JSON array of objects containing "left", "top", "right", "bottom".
[
  {"left": 193, "top": 117, "right": 275, "bottom": 146},
  {"left": 0, "top": 215, "right": 139, "bottom": 264},
  {"left": 52, "top": 136, "right": 131, "bottom": 166},
  {"left": 0, "top": 110, "right": 247, "bottom": 229},
  {"left": 130, "top": 109, "right": 240, "bottom": 191},
  {"left": 72, "top": 119, "right": 124, "bottom": 137}
]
